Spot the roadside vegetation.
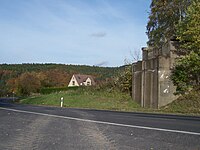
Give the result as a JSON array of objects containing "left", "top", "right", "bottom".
[
  {"left": 0, "top": 63, "right": 122, "bottom": 96},
  {"left": 1, "top": 0, "right": 200, "bottom": 116},
  {"left": 162, "top": 91, "right": 200, "bottom": 114},
  {"left": 19, "top": 87, "right": 141, "bottom": 112},
  {"left": 18, "top": 87, "right": 200, "bottom": 115},
  {"left": 147, "top": 0, "right": 200, "bottom": 94}
]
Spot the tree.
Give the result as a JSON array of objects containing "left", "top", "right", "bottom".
[
  {"left": 176, "top": 0, "right": 200, "bottom": 54},
  {"left": 6, "top": 78, "right": 18, "bottom": 93},
  {"left": 17, "top": 72, "right": 41, "bottom": 95},
  {"left": 171, "top": 51, "right": 200, "bottom": 93},
  {"left": 42, "top": 69, "right": 70, "bottom": 87},
  {"left": 114, "top": 65, "right": 132, "bottom": 94},
  {"left": 171, "top": 0, "right": 200, "bottom": 93},
  {"left": 147, "top": 0, "right": 191, "bottom": 48}
]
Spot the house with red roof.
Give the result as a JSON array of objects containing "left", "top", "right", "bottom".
[{"left": 68, "top": 74, "right": 96, "bottom": 87}]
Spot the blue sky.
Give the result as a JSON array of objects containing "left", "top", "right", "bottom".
[{"left": 0, "top": 0, "right": 151, "bottom": 67}]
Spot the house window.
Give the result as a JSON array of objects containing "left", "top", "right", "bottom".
[
  {"left": 72, "top": 81, "right": 75, "bottom": 85},
  {"left": 87, "top": 81, "right": 90, "bottom": 85}
]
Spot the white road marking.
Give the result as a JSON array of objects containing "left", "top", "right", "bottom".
[{"left": 0, "top": 107, "right": 200, "bottom": 136}]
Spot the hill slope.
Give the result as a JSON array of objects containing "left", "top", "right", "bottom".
[
  {"left": 0, "top": 63, "right": 121, "bottom": 78},
  {"left": 162, "top": 91, "right": 200, "bottom": 114},
  {"left": 0, "top": 63, "right": 123, "bottom": 96}
]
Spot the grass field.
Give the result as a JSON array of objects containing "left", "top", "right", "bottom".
[
  {"left": 19, "top": 88, "right": 142, "bottom": 112},
  {"left": 19, "top": 88, "right": 200, "bottom": 115}
]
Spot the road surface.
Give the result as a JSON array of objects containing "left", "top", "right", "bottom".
[{"left": 0, "top": 101, "right": 200, "bottom": 150}]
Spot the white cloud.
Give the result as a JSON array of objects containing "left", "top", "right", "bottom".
[
  {"left": 0, "top": 0, "right": 150, "bottom": 66},
  {"left": 90, "top": 32, "right": 107, "bottom": 38}
]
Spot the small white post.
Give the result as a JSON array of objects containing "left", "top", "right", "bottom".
[{"left": 60, "top": 97, "right": 64, "bottom": 107}]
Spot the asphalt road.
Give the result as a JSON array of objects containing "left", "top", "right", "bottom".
[{"left": 0, "top": 101, "right": 200, "bottom": 150}]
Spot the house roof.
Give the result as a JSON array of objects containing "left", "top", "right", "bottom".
[{"left": 74, "top": 74, "right": 95, "bottom": 86}]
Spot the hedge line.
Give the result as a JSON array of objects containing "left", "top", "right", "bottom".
[{"left": 40, "top": 87, "right": 79, "bottom": 94}]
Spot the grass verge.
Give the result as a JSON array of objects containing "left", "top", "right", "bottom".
[
  {"left": 161, "top": 91, "right": 200, "bottom": 114},
  {"left": 18, "top": 88, "right": 200, "bottom": 115},
  {"left": 19, "top": 88, "right": 141, "bottom": 112}
]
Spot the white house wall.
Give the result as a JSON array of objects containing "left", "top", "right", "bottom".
[
  {"left": 68, "top": 75, "right": 79, "bottom": 87},
  {"left": 84, "top": 78, "right": 92, "bottom": 86}
]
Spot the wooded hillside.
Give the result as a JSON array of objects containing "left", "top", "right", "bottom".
[{"left": 0, "top": 63, "right": 122, "bottom": 96}]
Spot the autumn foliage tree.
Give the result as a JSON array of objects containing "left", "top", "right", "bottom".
[
  {"left": 17, "top": 72, "right": 41, "bottom": 95},
  {"left": 4, "top": 69, "right": 72, "bottom": 95},
  {"left": 42, "top": 69, "right": 70, "bottom": 87},
  {"left": 6, "top": 78, "right": 18, "bottom": 93},
  {"left": 0, "top": 64, "right": 119, "bottom": 96}
]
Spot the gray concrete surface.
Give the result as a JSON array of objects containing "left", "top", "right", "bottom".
[{"left": 132, "top": 40, "right": 179, "bottom": 108}]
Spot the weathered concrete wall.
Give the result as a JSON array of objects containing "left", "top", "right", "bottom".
[
  {"left": 132, "top": 40, "right": 178, "bottom": 108},
  {"left": 158, "top": 56, "right": 178, "bottom": 107},
  {"left": 132, "top": 61, "right": 143, "bottom": 105},
  {"left": 143, "top": 60, "right": 152, "bottom": 107}
]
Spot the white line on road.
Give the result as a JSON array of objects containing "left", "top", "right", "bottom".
[{"left": 0, "top": 107, "right": 200, "bottom": 136}]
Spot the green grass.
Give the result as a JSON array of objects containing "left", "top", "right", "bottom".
[
  {"left": 19, "top": 88, "right": 141, "bottom": 111},
  {"left": 18, "top": 88, "right": 200, "bottom": 115},
  {"left": 161, "top": 91, "right": 200, "bottom": 114}
]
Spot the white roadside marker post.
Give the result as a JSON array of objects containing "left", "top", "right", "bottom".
[{"left": 60, "top": 97, "right": 64, "bottom": 107}]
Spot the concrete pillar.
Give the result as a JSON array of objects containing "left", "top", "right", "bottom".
[{"left": 132, "top": 61, "right": 143, "bottom": 105}]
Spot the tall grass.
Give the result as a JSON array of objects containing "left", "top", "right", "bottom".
[{"left": 162, "top": 91, "right": 200, "bottom": 114}]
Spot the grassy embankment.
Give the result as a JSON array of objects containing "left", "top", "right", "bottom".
[
  {"left": 19, "top": 88, "right": 200, "bottom": 115},
  {"left": 161, "top": 91, "right": 200, "bottom": 114},
  {"left": 19, "top": 88, "right": 141, "bottom": 112}
]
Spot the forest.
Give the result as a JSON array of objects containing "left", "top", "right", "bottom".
[{"left": 0, "top": 63, "right": 123, "bottom": 96}]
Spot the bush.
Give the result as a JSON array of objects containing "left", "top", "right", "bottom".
[
  {"left": 171, "top": 52, "right": 200, "bottom": 94},
  {"left": 40, "top": 87, "right": 78, "bottom": 94},
  {"left": 162, "top": 90, "right": 200, "bottom": 114}
]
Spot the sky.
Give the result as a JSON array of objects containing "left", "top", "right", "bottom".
[{"left": 0, "top": 0, "right": 151, "bottom": 67}]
